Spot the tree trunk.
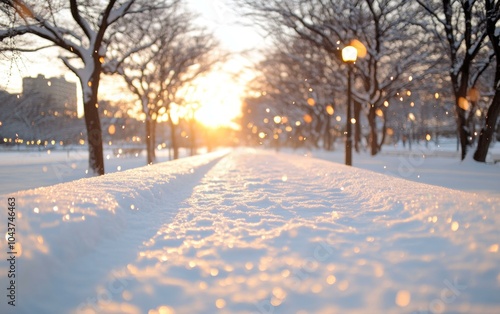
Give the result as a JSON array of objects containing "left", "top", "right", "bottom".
[
  {"left": 83, "top": 101, "right": 104, "bottom": 175},
  {"left": 474, "top": 2, "right": 500, "bottom": 162},
  {"left": 474, "top": 92, "right": 500, "bottom": 161},
  {"left": 368, "top": 106, "right": 378, "bottom": 156},
  {"left": 354, "top": 100, "right": 362, "bottom": 152},
  {"left": 324, "top": 115, "right": 332, "bottom": 151},
  {"left": 151, "top": 119, "right": 157, "bottom": 161},
  {"left": 466, "top": 100, "right": 478, "bottom": 144},
  {"left": 168, "top": 115, "right": 179, "bottom": 160},
  {"left": 377, "top": 115, "right": 387, "bottom": 152},
  {"left": 83, "top": 67, "right": 105, "bottom": 176},
  {"left": 190, "top": 119, "right": 196, "bottom": 156},
  {"left": 145, "top": 118, "right": 156, "bottom": 165},
  {"left": 455, "top": 104, "right": 470, "bottom": 160}
]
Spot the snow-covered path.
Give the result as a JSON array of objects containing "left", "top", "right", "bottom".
[{"left": 1, "top": 149, "right": 500, "bottom": 314}]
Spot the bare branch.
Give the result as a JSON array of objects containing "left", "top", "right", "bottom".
[
  {"left": 0, "top": 43, "right": 54, "bottom": 52},
  {"left": 69, "top": 0, "right": 93, "bottom": 40}
]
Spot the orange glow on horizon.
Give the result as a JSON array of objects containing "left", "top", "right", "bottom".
[{"left": 187, "top": 72, "right": 244, "bottom": 130}]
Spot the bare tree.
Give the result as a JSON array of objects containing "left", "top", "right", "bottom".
[
  {"left": 159, "top": 37, "right": 221, "bottom": 161},
  {"left": 236, "top": 0, "right": 440, "bottom": 155},
  {"left": 474, "top": 0, "right": 500, "bottom": 161},
  {"left": 417, "top": 0, "right": 493, "bottom": 160},
  {"left": 107, "top": 7, "right": 220, "bottom": 163},
  {"left": 249, "top": 36, "right": 339, "bottom": 150},
  {"left": 0, "top": 0, "right": 178, "bottom": 174}
]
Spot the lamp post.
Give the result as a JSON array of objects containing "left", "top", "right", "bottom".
[
  {"left": 408, "top": 112, "right": 416, "bottom": 151},
  {"left": 434, "top": 92, "right": 440, "bottom": 145},
  {"left": 342, "top": 45, "right": 358, "bottom": 166},
  {"left": 468, "top": 87, "right": 480, "bottom": 144}
]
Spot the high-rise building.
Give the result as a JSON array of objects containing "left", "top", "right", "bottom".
[{"left": 22, "top": 74, "right": 77, "bottom": 117}]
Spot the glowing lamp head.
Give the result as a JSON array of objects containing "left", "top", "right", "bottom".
[{"left": 342, "top": 46, "right": 358, "bottom": 63}]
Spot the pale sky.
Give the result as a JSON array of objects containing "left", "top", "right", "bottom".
[
  {"left": 187, "top": 0, "right": 264, "bottom": 53},
  {"left": 0, "top": 0, "right": 266, "bottom": 124}
]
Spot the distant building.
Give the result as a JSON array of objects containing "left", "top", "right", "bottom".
[{"left": 22, "top": 74, "right": 77, "bottom": 117}]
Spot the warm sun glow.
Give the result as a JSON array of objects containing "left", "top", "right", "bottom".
[{"left": 186, "top": 72, "right": 243, "bottom": 129}]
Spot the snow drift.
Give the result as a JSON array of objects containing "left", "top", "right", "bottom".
[{"left": 1, "top": 149, "right": 499, "bottom": 314}]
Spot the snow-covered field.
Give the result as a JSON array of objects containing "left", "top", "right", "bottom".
[
  {"left": 0, "top": 147, "right": 499, "bottom": 313},
  {"left": 0, "top": 147, "right": 201, "bottom": 195},
  {"left": 299, "top": 141, "right": 500, "bottom": 197}
]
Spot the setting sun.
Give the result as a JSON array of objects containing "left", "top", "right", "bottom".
[{"left": 185, "top": 72, "right": 243, "bottom": 129}]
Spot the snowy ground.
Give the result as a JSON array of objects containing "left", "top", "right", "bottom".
[
  {"left": 1, "top": 140, "right": 499, "bottom": 196},
  {"left": 0, "top": 146, "right": 202, "bottom": 195},
  {"left": 1, "top": 148, "right": 499, "bottom": 313},
  {"left": 295, "top": 140, "right": 500, "bottom": 197}
]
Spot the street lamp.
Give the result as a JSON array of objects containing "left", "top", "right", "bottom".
[
  {"left": 468, "top": 87, "right": 480, "bottom": 143},
  {"left": 342, "top": 45, "right": 358, "bottom": 166},
  {"left": 408, "top": 112, "right": 416, "bottom": 151}
]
